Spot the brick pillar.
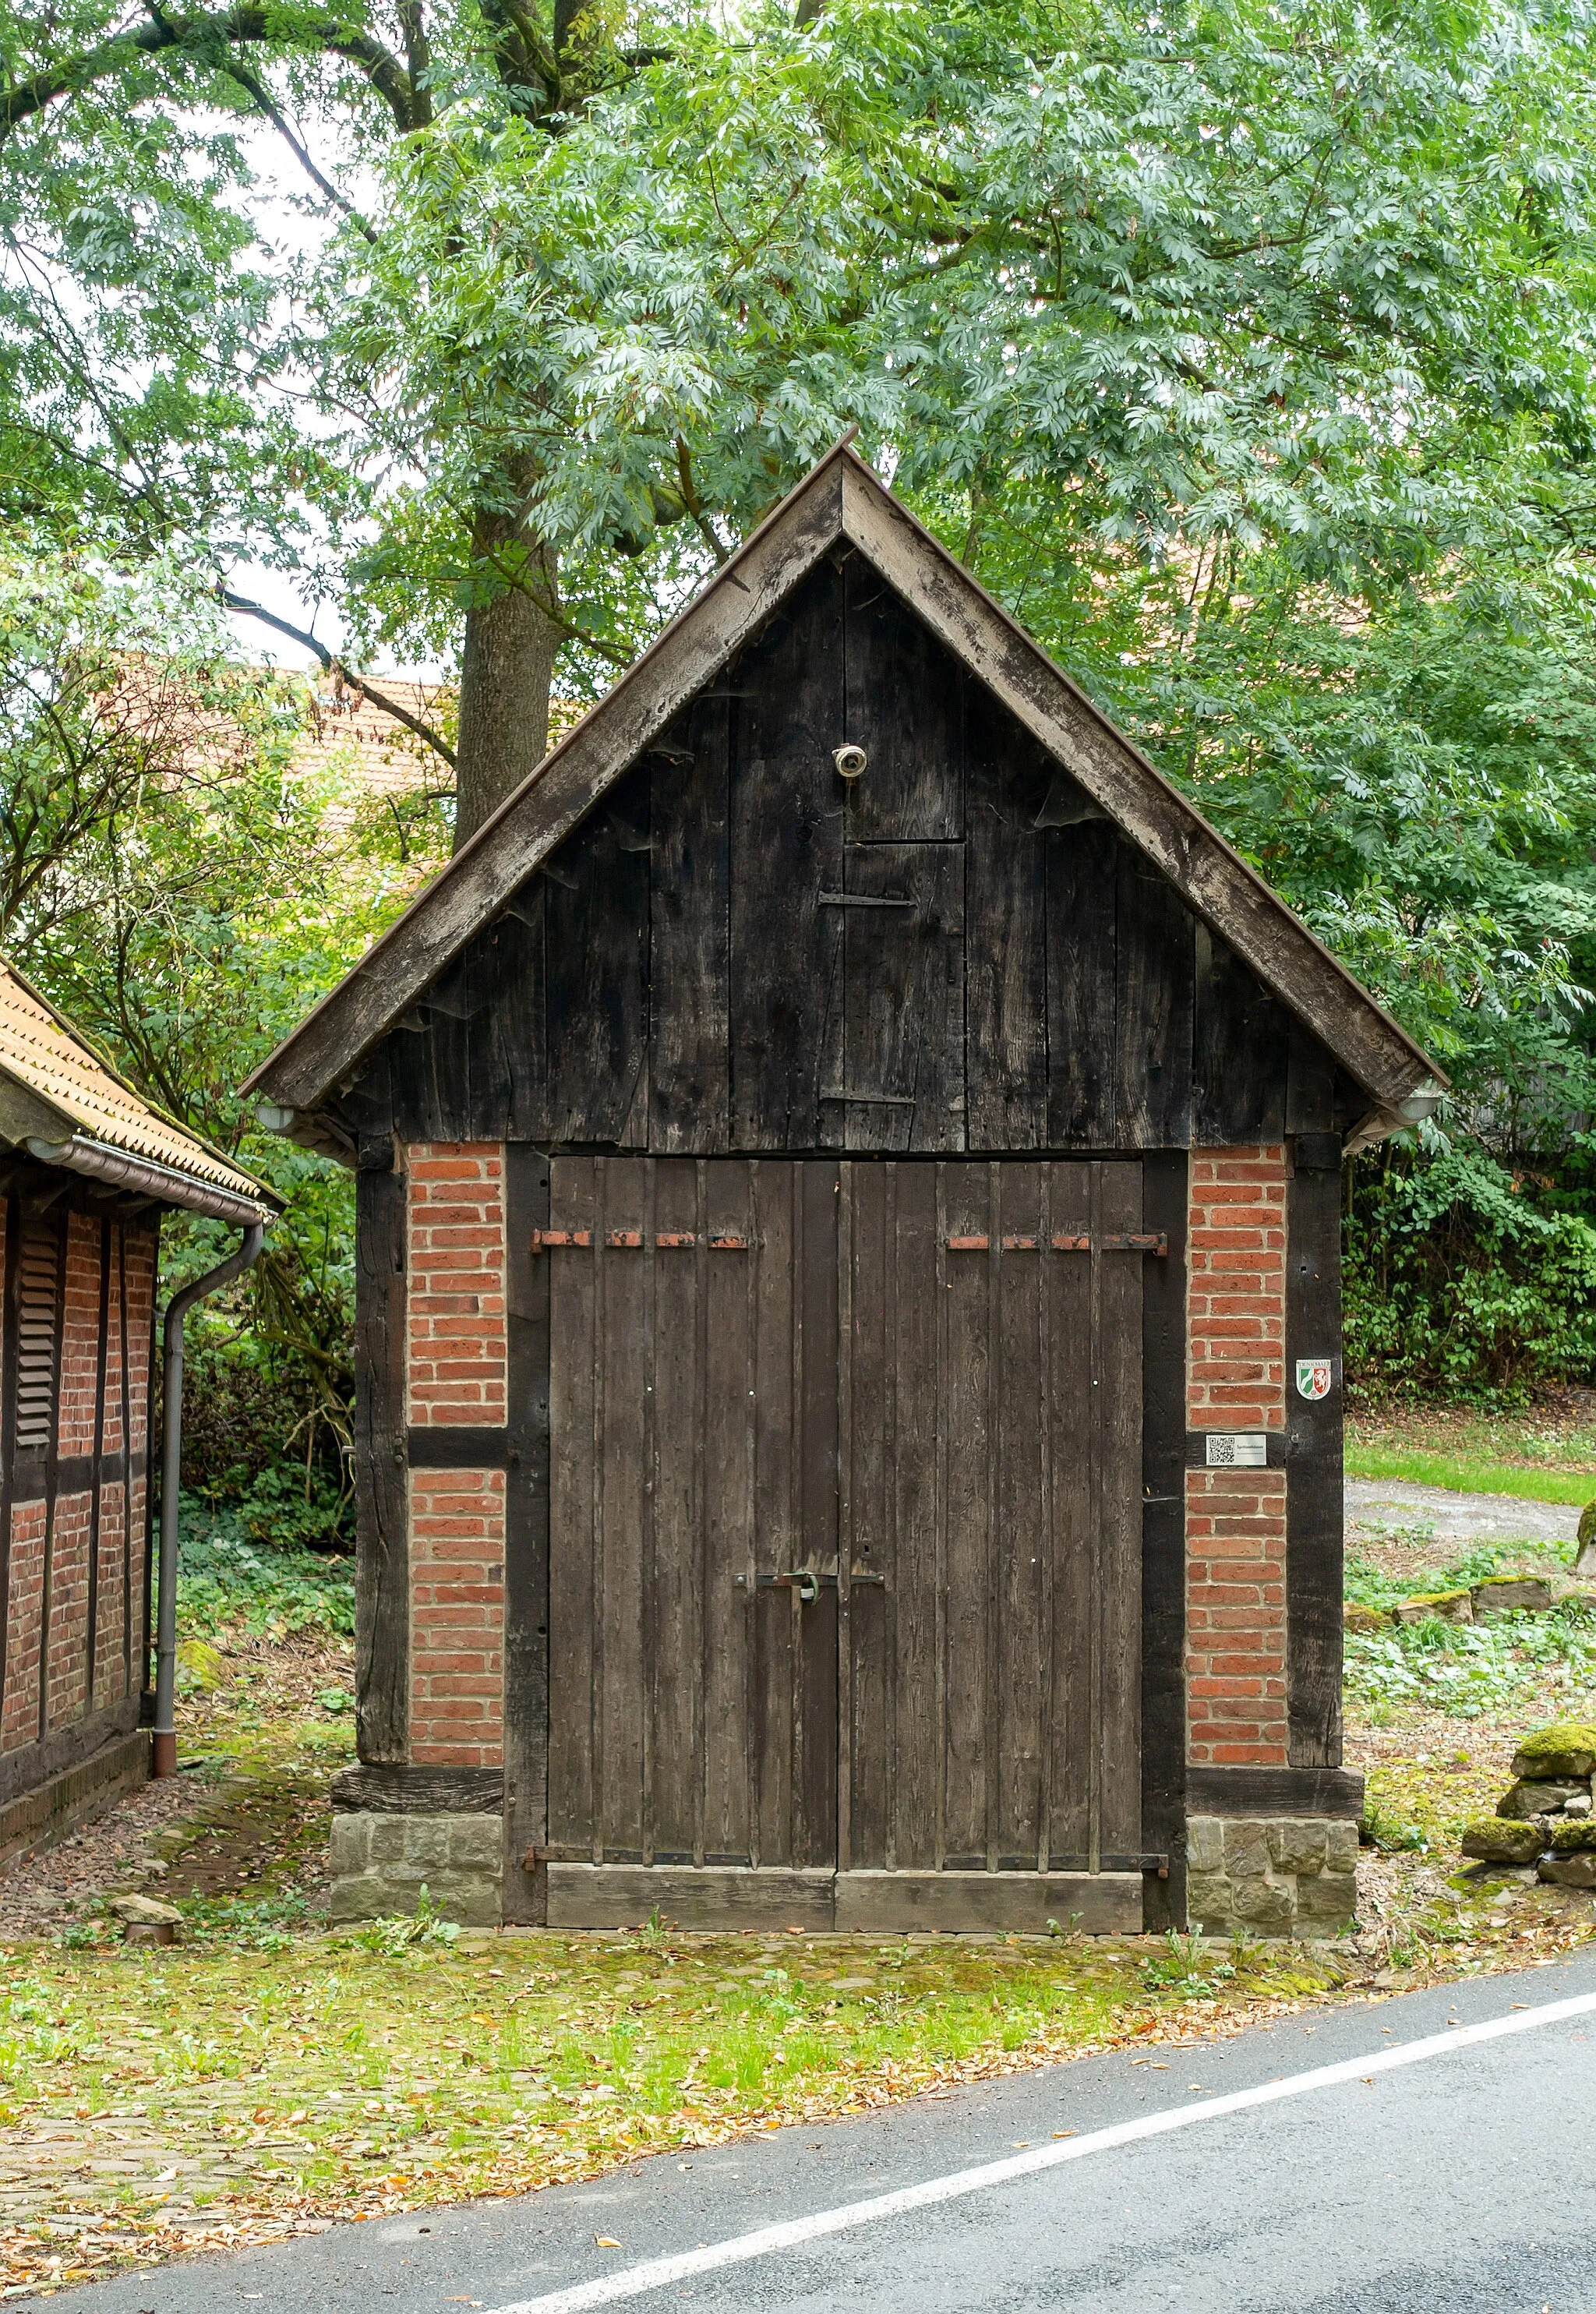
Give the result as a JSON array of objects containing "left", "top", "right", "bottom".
[
  {"left": 1184, "top": 1146, "right": 1288, "bottom": 1769},
  {"left": 404, "top": 1143, "right": 507, "bottom": 1771}
]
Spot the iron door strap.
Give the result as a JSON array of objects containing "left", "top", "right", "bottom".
[
  {"left": 752, "top": 1570, "right": 886, "bottom": 1599},
  {"left": 531, "top": 1230, "right": 754, "bottom": 1252},
  {"left": 941, "top": 1231, "right": 1166, "bottom": 1255}
]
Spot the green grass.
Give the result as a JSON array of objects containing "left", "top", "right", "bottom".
[{"left": 1345, "top": 1444, "right": 1596, "bottom": 1508}]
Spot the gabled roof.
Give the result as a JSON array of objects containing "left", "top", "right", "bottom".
[
  {"left": 246, "top": 441, "right": 1445, "bottom": 1126},
  {"left": 0, "top": 962, "right": 274, "bottom": 1223}
]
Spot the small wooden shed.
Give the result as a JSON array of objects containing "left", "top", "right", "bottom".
[
  {"left": 0, "top": 963, "right": 270, "bottom": 1863},
  {"left": 251, "top": 444, "right": 1442, "bottom": 1937}
]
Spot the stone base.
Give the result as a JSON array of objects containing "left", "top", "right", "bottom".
[
  {"left": 329, "top": 1811, "right": 503, "bottom": 1927},
  {"left": 1186, "top": 1814, "right": 1358, "bottom": 1937}
]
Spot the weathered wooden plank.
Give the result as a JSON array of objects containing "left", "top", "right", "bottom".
[
  {"left": 1193, "top": 925, "right": 1289, "bottom": 1146},
  {"left": 839, "top": 845, "right": 965, "bottom": 1153},
  {"left": 546, "top": 1158, "right": 598, "bottom": 1856},
  {"left": 701, "top": 1160, "right": 755, "bottom": 1862},
  {"left": 116, "top": 1224, "right": 133, "bottom": 1698},
  {"left": 1139, "top": 1149, "right": 1187, "bottom": 1934},
  {"left": 1046, "top": 821, "right": 1119, "bottom": 1147},
  {"left": 354, "top": 1167, "right": 408, "bottom": 1765},
  {"left": 1045, "top": 1162, "right": 1093, "bottom": 1865},
  {"left": 252, "top": 458, "right": 848, "bottom": 1112},
  {"left": 650, "top": 704, "right": 730, "bottom": 1152},
  {"left": 841, "top": 1161, "right": 885, "bottom": 1871},
  {"left": 994, "top": 1163, "right": 1046, "bottom": 1866},
  {"left": 941, "top": 1164, "right": 990, "bottom": 1865},
  {"left": 1186, "top": 1764, "right": 1364, "bottom": 1818},
  {"left": 546, "top": 779, "right": 651, "bottom": 1148},
  {"left": 648, "top": 1161, "right": 701, "bottom": 1860},
  {"left": 546, "top": 1863, "right": 835, "bottom": 1931},
  {"left": 1286, "top": 1022, "right": 1338, "bottom": 1135},
  {"left": 842, "top": 564, "right": 964, "bottom": 840},
  {"left": 502, "top": 1144, "right": 550, "bottom": 1923},
  {"left": 965, "top": 700, "right": 1050, "bottom": 1150},
  {"left": 1287, "top": 1153, "right": 1344, "bottom": 1768},
  {"left": 835, "top": 461, "right": 1440, "bottom": 1111},
  {"left": 750, "top": 1163, "right": 799, "bottom": 1866},
  {"left": 1113, "top": 856, "right": 1194, "bottom": 1147},
  {"left": 484, "top": 894, "right": 551, "bottom": 1143},
  {"left": 832, "top": 1868, "right": 1141, "bottom": 1935},
  {"left": 885, "top": 1162, "right": 940, "bottom": 1869},
  {"left": 1096, "top": 1162, "right": 1145, "bottom": 1861},
  {"left": 597, "top": 1159, "right": 650, "bottom": 1857},
  {"left": 331, "top": 1763, "right": 505, "bottom": 1813},
  {"left": 729, "top": 567, "right": 846, "bottom": 1149},
  {"left": 795, "top": 1161, "right": 839, "bottom": 1867}
]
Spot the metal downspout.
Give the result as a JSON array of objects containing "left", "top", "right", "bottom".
[{"left": 152, "top": 1221, "right": 266, "bottom": 1777}]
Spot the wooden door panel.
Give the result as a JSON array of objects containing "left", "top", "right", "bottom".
[
  {"left": 546, "top": 1157, "right": 839, "bottom": 1883},
  {"left": 842, "top": 1158, "right": 1145, "bottom": 1880}
]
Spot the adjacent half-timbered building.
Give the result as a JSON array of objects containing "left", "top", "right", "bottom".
[
  {"left": 249, "top": 443, "right": 1444, "bottom": 1937},
  {"left": 0, "top": 965, "right": 270, "bottom": 1864}
]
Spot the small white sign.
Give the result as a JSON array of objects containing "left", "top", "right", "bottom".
[{"left": 1206, "top": 1433, "right": 1267, "bottom": 1468}]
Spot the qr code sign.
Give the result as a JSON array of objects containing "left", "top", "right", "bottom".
[{"left": 1205, "top": 1433, "right": 1266, "bottom": 1468}]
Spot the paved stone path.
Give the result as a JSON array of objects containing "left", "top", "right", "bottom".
[{"left": 1345, "top": 1477, "right": 1583, "bottom": 1549}]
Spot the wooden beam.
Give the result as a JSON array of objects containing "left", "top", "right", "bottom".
[
  {"left": 1186, "top": 1765, "right": 1365, "bottom": 1818},
  {"left": 354, "top": 1169, "right": 409, "bottom": 1764}
]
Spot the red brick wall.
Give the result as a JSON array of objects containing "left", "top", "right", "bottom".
[
  {"left": 0, "top": 1207, "right": 157, "bottom": 1759},
  {"left": 1185, "top": 1146, "right": 1291, "bottom": 1768},
  {"left": 404, "top": 1144, "right": 507, "bottom": 1767}
]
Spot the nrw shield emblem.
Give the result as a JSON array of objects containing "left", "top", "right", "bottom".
[{"left": 1296, "top": 1358, "right": 1334, "bottom": 1402}]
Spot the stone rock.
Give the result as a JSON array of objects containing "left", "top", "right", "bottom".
[
  {"left": 1393, "top": 1589, "right": 1473, "bottom": 1627},
  {"left": 1510, "top": 1722, "right": 1596, "bottom": 1780},
  {"left": 1471, "top": 1577, "right": 1553, "bottom": 1619},
  {"left": 1545, "top": 1816, "right": 1596, "bottom": 1853},
  {"left": 1344, "top": 1603, "right": 1391, "bottom": 1634},
  {"left": 1220, "top": 1820, "right": 1271, "bottom": 1881},
  {"left": 175, "top": 1637, "right": 226, "bottom": 1692},
  {"left": 1296, "top": 1869, "right": 1358, "bottom": 1927},
  {"left": 1498, "top": 1778, "right": 1590, "bottom": 1821},
  {"left": 1185, "top": 1817, "right": 1223, "bottom": 1875},
  {"left": 110, "top": 1892, "right": 182, "bottom": 1925},
  {"left": 1325, "top": 1821, "right": 1361, "bottom": 1872},
  {"left": 1227, "top": 1875, "right": 1297, "bottom": 1933},
  {"left": 1184, "top": 1872, "right": 1231, "bottom": 1931},
  {"left": 1574, "top": 1500, "right": 1596, "bottom": 1581},
  {"left": 1539, "top": 1852, "right": 1596, "bottom": 1888},
  {"left": 1460, "top": 1817, "right": 1543, "bottom": 1864},
  {"left": 1267, "top": 1820, "right": 1326, "bottom": 1878}
]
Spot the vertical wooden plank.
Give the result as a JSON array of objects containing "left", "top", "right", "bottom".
[
  {"left": 598, "top": 1159, "right": 651, "bottom": 1856},
  {"left": 651, "top": 703, "right": 731, "bottom": 1153},
  {"left": 1046, "top": 822, "right": 1118, "bottom": 1148},
  {"left": 546, "top": 770, "right": 652, "bottom": 1148},
  {"left": 751, "top": 1162, "right": 797, "bottom": 1866},
  {"left": 1192, "top": 925, "right": 1288, "bottom": 1145},
  {"left": 648, "top": 1160, "right": 702, "bottom": 1860},
  {"left": 842, "top": 567, "right": 964, "bottom": 841},
  {"left": 1286, "top": 1023, "right": 1337, "bottom": 1136},
  {"left": 1287, "top": 1153, "right": 1344, "bottom": 1768},
  {"left": 547, "top": 1158, "right": 598, "bottom": 1857},
  {"left": 117, "top": 1225, "right": 132, "bottom": 1700},
  {"left": 84, "top": 1219, "right": 111, "bottom": 1712},
  {"left": 994, "top": 1163, "right": 1047, "bottom": 1866},
  {"left": 485, "top": 893, "right": 552, "bottom": 1143},
  {"left": 1140, "top": 1150, "right": 1188, "bottom": 1933},
  {"left": 840, "top": 845, "right": 966, "bottom": 1153},
  {"left": 884, "top": 1162, "right": 940, "bottom": 1870},
  {"left": 941, "top": 1163, "right": 990, "bottom": 1865},
  {"left": 842, "top": 1163, "right": 885, "bottom": 1868},
  {"left": 355, "top": 1166, "right": 408, "bottom": 1765},
  {"left": 965, "top": 698, "right": 1050, "bottom": 1149},
  {"left": 729, "top": 567, "right": 846, "bottom": 1149},
  {"left": 795, "top": 1161, "right": 839, "bottom": 1868},
  {"left": 1114, "top": 856, "right": 1195, "bottom": 1148},
  {"left": 1046, "top": 1163, "right": 1093, "bottom": 1865},
  {"left": 1096, "top": 1161, "right": 1145, "bottom": 1859},
  {"left": 503, "top": 1144, "right": 551, "bottom": 1924},
  {"left": 835, "top": 1161, "right": 853, "bottom": 1875},
  {"left": 702, "top": 1159, "right": 755, "bottom": 1863}
]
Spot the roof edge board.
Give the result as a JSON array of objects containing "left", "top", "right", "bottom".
[
  {"left": 835, "top": 462, "right": 1443, "bottom": 1109},
  {"left": 245, "top": 454, "right": 851, "bottom": 1112}
]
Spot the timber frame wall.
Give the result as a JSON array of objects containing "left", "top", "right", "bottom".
[{"left": 0, "top": 1175, "right": 157, "bottom": 1849}]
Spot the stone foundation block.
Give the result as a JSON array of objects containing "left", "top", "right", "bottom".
[
  {"left": 1186, "top": 1814, "right": 1358, "bottom": 1938},
  {"left": 328, "top": 1810, "right": 503, "bottom": 1927}
]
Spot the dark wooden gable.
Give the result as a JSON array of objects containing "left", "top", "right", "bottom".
[{"left": 343, "top": 556, "right": 1358, "bottom": 1155}]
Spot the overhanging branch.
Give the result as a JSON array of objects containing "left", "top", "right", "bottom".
[{"left": 220, "top": 588, "right": 457, "bottom": 770}]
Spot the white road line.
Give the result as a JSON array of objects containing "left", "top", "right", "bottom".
[{"left": 484, "top": 1986, "right": 1596, "bottom": 2314}]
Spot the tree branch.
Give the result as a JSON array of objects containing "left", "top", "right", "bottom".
[
  {"left": 220, "top": 55, "right": 379, "bottom": 240},
  {"left": 219, "top": 588, "right": 458, "bottom": 769}
]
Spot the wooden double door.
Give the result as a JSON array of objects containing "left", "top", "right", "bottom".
[{"left": 542, "top": 1157, "right": 1149, "bottom": 1932}]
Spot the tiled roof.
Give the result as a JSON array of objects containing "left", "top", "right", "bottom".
[{"left": 0, "top": 964, "right": 267, "bottom": 1205}]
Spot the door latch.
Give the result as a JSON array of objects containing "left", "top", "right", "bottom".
[{"left": 757, "top": 1570, "right": 820, "bottom": 1602}]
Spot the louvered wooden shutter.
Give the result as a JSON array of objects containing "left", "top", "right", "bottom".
[{"left": 15, "top": 1217, "right": 61, "bottom": 1453}]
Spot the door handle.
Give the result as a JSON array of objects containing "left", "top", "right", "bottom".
[{"left": 758, "top": 1569, "right": 821, "bottom": 1602}]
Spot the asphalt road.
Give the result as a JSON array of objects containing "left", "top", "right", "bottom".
[
  {"left": 42, "top": 1949, "right": 1596, "bottom": 2314},
  {"left": 1344, "top": 1475, "right": 1581, "bottom": 1549}
]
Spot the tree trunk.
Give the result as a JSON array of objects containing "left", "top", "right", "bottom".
[{"left": 453, "top": 506, "right": 562, "bottom": 850}]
